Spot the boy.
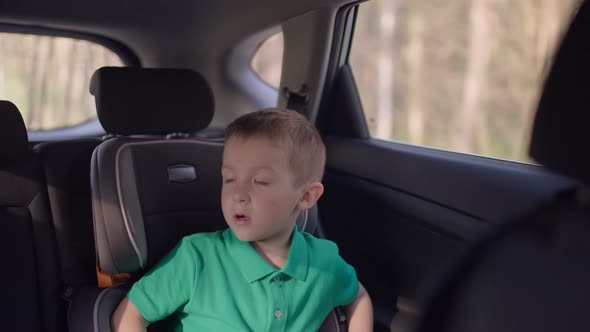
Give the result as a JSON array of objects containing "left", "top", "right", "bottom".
[{"left": 112, "top": 108, "right": 373, "bottom": 331}]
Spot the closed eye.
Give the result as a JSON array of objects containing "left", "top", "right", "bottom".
[
  {"left": 223, "top": 178, "right": 235, "bottom": 184},
  {"left": 253, "top": 179, "right": 269, "bottom": 185}
]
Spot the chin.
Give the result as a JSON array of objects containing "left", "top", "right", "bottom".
[{"left": 230, "top": 227, "right": 258, "bottom": 242}]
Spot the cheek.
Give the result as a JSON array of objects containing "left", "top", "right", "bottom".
[
  {"left": 265, "top": 192, "right": 295, "bottom": 210},
  {"left": 220, "top": 188, "right": 231, "bottom": 206},
  {"left": 253, "top": 192, "right": 279, "bottom": 210},
  {"left": 221, "top": 185, "right": 231, "bottom": 197}
]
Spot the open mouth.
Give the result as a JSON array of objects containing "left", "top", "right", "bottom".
[{"left": 234, "top": 214, "right": 250, "bottom": 224}]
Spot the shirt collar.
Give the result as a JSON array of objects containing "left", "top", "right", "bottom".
[
  {"left": 226, "top": 224, "right": 309, "bottom": 283},
  {"left": 281, "top": 225, "right": 308, "bottom": 282}
]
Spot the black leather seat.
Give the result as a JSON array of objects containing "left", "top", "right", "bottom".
[
  {"left": 415, "top": 2, "right": 590, "bottom": 332},
  {"left": 0, "top": 100, "right": 60, "bottom": 332},
  {"left": 35, "top": 138, "right": 102, "bottom": 332}
]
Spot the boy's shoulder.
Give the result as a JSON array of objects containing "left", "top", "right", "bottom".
[
  {"left": 298, "top": 231, "right": 357, "bottom": 291},
  {"left": 299, "top": 231, "right": 342, "bottom": 262},
  {"left": 179, "top": 229, "right": 227, "bottom": 249},
  {"left": 183, "top": 229, "right": 226, "bottom": 240}
]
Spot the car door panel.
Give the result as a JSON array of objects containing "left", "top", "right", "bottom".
[{"left": 317, "top": 136, "right": 577, "bottom": 331}]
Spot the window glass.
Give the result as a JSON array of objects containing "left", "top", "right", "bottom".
[
  {"left": 349, "top": 0, "right": 580, "bottom": 162},
  {"left": 251, "top": 32, "right": 284, "bottom": 89},
  {"left": 0, "top": 33, "right": 123, "bottom": 131}
]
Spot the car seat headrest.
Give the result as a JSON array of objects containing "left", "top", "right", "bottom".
[
  {"left": 90, "top": 67, "right": 214, "bottom": 135},
  {"left": 0, "top": 100, "right": 28, "bottom": 161},
  {"left": 529, "top": 3, "right": 590, "bottom": 186}
]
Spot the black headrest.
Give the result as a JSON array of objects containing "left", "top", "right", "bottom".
[
  {"left": 530, "top": 3, "right": 590, "bottom": 186},
  {"left": 90, "top": 67, "right": 214, "bottom": 135},
  {"left": 0, "top": 100, "right": 28, "bottom": 161}
]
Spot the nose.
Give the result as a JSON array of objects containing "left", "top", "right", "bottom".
[{"left": 232, "top": 182, "right": 250, "bottom": 203}]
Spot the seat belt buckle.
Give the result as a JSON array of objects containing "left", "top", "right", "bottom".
[
  {"left": 283, "top": 84, "right": 310, "bottom": 114},
  {"left": 61, "top": 286, "right": 75, "bottom": 304},
  {"left": 334, "top": 306, "right": 348, "bottom": 331}
]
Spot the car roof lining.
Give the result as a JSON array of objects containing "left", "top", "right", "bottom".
[
  {"left": 0, "top": 0, "right": 355, "bottom": 63},
  {"left": 0, "top": 0, "right": 358, "bottom": 129}
]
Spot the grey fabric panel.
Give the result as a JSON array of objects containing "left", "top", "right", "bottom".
[
  {"left": 68, "top": 284, "right": 129, "bottom": 332},
  {"left": 116, "top": 144, "right": 148, "bottom": 268},
  {"left": 92, "top": 139, "right": 143, "bottom": 274},
  {"left": 70, "top": 284, "right": 177, "bottom": 332},
  {"left": 93, "top": 285, "right": 129, "bottom": 332},
  {"left": 90, "top": 67, "right": 214, "bottom": 135},
  {"left": 35, "top": 138, "right": 101, "bottom": 286}
]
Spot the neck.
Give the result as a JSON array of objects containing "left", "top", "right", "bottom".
[{"left": 252, "top": 227, "right": 294, "bottom": 269}]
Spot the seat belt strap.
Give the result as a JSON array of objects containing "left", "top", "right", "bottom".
[{"left": 283, "top": 84, "right": 310, "bottom": 115}]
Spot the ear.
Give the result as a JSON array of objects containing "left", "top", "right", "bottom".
[{"left": 298, "top": 181, "right": 324, "bottom": 210}]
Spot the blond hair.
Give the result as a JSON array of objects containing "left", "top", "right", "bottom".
[{"left": 224, "top": 108, "right": 326, "bottom": 184}]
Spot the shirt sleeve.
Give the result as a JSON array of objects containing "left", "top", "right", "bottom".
[
  {"left": 331, "top": 251, "right": 360, "bottom": 307},
  {"left": 127, "top": 237, "right": 201, "bottom": 323}
]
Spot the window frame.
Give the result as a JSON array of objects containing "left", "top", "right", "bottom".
[
  {"left": 0, "top": 23, "right": 140, "bottom": 141},
  {"left": 250, "top": 30, "right": 284, "bottom": 90},
  {"left": 341, "top": 1, "right": 578, "bottom": 164}
]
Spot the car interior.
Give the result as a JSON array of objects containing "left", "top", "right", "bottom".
[
  {"left": 0, "top": 0, "right": 588, "bottom": 331},
  {"left": 415, "top": 2, "right": 590, "bottom": 330}
]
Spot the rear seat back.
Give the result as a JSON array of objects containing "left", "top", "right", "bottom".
[
  {"left": 0, "top": 100, "right": 60, "bottom": 332},
  {"left": 35, "top": 138, "right": 101, "bottom": 288}
]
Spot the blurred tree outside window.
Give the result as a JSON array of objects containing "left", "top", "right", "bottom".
[
  {"left": 251, "top": 32, "right": 283, "bottom": 89},
  {"left": 0, "top": 33, "right": 123, "bottom": 131},
  {"left": 350, "top": 0, "right": 581, "bottom": 162}
]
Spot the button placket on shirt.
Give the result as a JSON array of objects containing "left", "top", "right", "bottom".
[{"left": 268, "top": 273, "right": 287, "bottom": 331}]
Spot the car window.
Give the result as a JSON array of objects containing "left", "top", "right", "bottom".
[
  {"left": 349, "top": 0, "right": 580, "bottom": 162},
  {"left": 0, "top": 33, "right": 123, "bottom": 131},
  {"left": 251, "top": 31, "right": 283, "bottom": 89}
]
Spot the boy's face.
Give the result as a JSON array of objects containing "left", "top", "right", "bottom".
[{"left": 221, "top": 136, "right": 305, "bottom": 243}]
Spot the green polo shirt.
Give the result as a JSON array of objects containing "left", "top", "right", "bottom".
[{"left": 127, "top": 226, "right": 358, "bottom": 331}]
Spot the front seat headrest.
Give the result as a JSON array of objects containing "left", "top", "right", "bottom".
[
  {"left": 90, "top": 67, "right": 214, "bottom": 135},
  {"left": 0, "top": 100, "right": 28, "bottom": 161},
  {"left": 529, "top": 4, "right": 590, "bottom": 186}
]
